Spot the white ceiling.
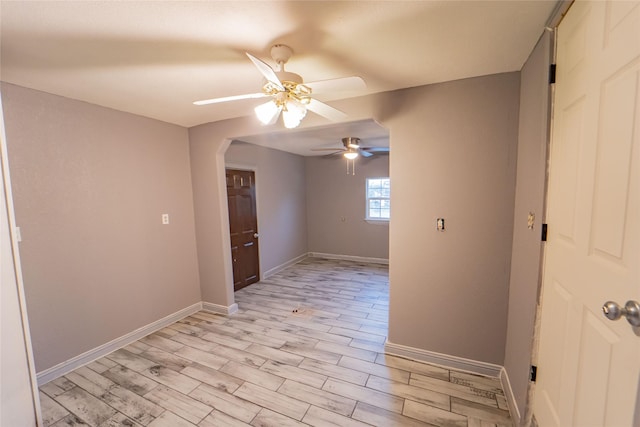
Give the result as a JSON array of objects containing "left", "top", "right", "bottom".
[{"left": 0, "top": 1, "right": 557, "bottom": 154}]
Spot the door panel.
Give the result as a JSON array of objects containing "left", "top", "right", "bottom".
[
  {"left": 534, "top": 1, "right": 640, "bottom": 426},
  {"left": 226, "top": 169, "right": 260, "bottom": 291}
]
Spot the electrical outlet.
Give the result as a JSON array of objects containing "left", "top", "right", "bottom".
[{"left": 162, "top": 214, "right": 169, "bottom": 225}]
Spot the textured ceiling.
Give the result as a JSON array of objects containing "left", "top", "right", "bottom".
[{"left": 0, "top": 1, "right": 557, "bottom": 154}]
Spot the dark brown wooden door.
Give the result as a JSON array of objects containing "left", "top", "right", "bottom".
[{"left": 226, "top": 169, "right": 260, "bottom": 291}]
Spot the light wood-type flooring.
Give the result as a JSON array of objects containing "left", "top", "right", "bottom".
[{"left": 39, "top": 258, "right": 513, "bottom": 426}]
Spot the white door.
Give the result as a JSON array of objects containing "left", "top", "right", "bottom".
[
  {"left": 1, "top": 97, "right": 39, "bottom": 424},
  {"left": 534, "top": 1, "right": 640, "bottom": 426}
]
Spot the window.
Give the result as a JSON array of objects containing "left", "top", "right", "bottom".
[{"left": 366, "top": 177, "right": 390, "bottom": 220}]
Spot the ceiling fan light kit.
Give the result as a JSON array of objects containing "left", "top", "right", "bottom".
[
  {"left": 343, "top": 150, "right": 358, "bottom": 160},
  {"left": 194, "top": 44, "right": 365, "bottom": 129}
]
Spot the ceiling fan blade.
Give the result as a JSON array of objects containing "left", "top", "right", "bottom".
[
  {"left": 246, "top": 52, "right": 283, "bottom": 90},
  {"left": 306, "top": 76, "right": 366, "bottom": 94},
  {"left": 193, "top": 92, "right": 268, "bottom": 106},
  {"left": 359, "top": 150, "right": 373, "bottom": 158},
  {"left": 306, "top": 99, "right": 348, "bottom": 122},
  {"left": 311, "top": 148, "right": 346, "bottom": 151},
  {"left": 362, "top": 147, "right": 390, "bottom": 153}
]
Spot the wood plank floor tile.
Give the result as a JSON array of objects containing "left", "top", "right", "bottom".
[
  {"left": 279, "top": 343, "right": 342, "bottom": 364},
  {"left": 366, "top": 375, "right": 450, "bottom": 411},
  {"left": 243, "top": 343, "right": 304, "bottom": 366},
  {"left": 298, "top": 358, "right": 369, "bottom": 386},
  {"left": 375, "top": 353, "right": 450, "bottom": 381},
  {"left": 98, "top": 413, "right": 144, "bottom": 426},
  {"left": 140, "top": 348, "right": 193, "bottom": 373},
  {"left": 301, "top": 405, "right": 371, "bottom": 427},
  {"left": 410, "top": 373, "right": 498, "bottom": 407},
  {"left": 173, "top": 345, "right": 228, "bottom": 370},
  {"left": 40, "top": 391, "right": 70, "bottom": 426},
  {"left": 41, "top": 382, "right": 68, "bottom": 399},
  {"left": 86, "top": 358, "right": 118, "bottom": 375},
  {"left": 54, "top": 387, "right": 117, "bottom": 427},
  {"left": 450, "top": 372, "right": 505, "bottom": 395},
  {"left": 277, "top": 379, "right": 356, "bottom": 417},
  {"left": 50, "top": 414, "right": 89, "bottom": 426},
  {"left": 250, "top": 408, "right": 308, "bottom": 427},
  {"left": 338, "top": 355, "right": 411, "bottom": 383},
  {"left": 220, "top": 360, "right": 285, "bottom": 391},
  {"left": 145, "top": 410, "right": 196, "bottom": 427},
  {"left": 403, "top": 399, "right": 467, "bottom": 427},
  {"left": 314, "top": 340, "right": 378, "bottom": 362},
  {"left": 102, "top": 366, "right": 159, "bottom": 397},
  {"left": 201, "top": 331, "right": 252, "bottom": 350},
  {"left": 322, "top": 378, "right": 404, "bottom": 414},
  {"left": 124, "top": 341, "right": 151, "bottom": 355},
  {"left": 450, "top": 396, "right": 512, "bottom": 425},
  {"left": 351, "top": 401, "right": 432, "bottom": 426},
  {"left": 198, "top": 410, "right": 252, "bottom": 427},
  {"left": 167, "top": 332, "right": 215, "bottom": 352},
  {"left": 143, "top": 385, "right": 212, "bottom": 424},
  {"left": 232, "top": 382, "right": 309, "bottom": 421},
  {"left": 140, "top": 334, "right": 185, "bottom": 353},
  {"left": 65, "top": 367, "right": 164, "bottom": 425},
  {"left": 180, "top": 363, "right": 244, "bottom": 394},
  {"left": 198, "top": 342, "right": 267, "bottom": 368},
  {"left": 39, "top": 258, "right": 513, "bottom": 427},
  {"left": 188, "top": 383, "right": 261, "bottom": 423},
  {"left": 139, "top": 365, "right": 201, "bottom": 395},
  {"left": 259, "top": 360, "right": 327, "bottom": 389},
  {"left": 106, "top": 349, "right": 156, "bottom": 373}
]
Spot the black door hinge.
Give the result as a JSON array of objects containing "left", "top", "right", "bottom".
[
  {"left": 541, "top": 224, "right": 548, "bottom": 242},
  {"left": 530, "top": 365, "right": 538, "bottom": 382},
  {"left": 549, "top": 64, "right": 557, "bottom": 84}
]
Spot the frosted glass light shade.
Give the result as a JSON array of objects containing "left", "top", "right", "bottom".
[
  {"left": 282, "top": 99, "right": 307, "bottom": 129},
  {"left": 255, "top": 101, "right": 282, "bottom": 125},
  {"left": 344, "top": 151, "right": 358, "bottom": 160}
]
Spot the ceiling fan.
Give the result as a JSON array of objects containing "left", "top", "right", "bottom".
[
  {"left": 312, "top": 137, "right": 390, "bottom": 159},
  {"left": 193, "top": 44, "right": 366, "bottom": 129}
]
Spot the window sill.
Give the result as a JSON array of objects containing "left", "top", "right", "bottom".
[{"left": 365, "top": 218, "right": 390, "bottom": 225}]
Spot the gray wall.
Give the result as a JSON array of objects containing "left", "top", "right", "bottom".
[
  {"left": 225, "top": 141, "right": 308, "bottom": 276},
  {"left": 2, "top": 70, "right": 522, "bottom": 375},
  {"left": 2, "top": 83, "right": 201, "bottom": 372},
  {"left": 386, "top": 73, "right": 520, "bottom": 365},
  {"left": 305, "top": 154, "right": 389, "bottom": 260},
  {"left": 190, "top": 72, "right": 520, "bottom": 366},
  {"left": 504, "top": 33, "right": 551, "bottom": 420}
]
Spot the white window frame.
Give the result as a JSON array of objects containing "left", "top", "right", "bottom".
[{"left": 365, "top": 177, "right": 390, "bottom": 221}]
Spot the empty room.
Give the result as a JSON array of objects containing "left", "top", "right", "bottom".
[{"left": 2, "top": 1, "right": 638, "bottom": 426}]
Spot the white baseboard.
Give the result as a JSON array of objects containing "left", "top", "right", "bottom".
[
  {"left": 36, "top": 302, "right": 203, "bottom": 386},
  {"left": 202, "top": 301, "right": 238, "bottom": 315},
  {"left": 500, "top": 367, "right": 521, "bottom": 425},
  {"left": 384, "top": 340, "right": 503, "bottom": 378},
  {"left": 308, "top": 252, "right": 389, "bottom": 265},
  {"left": 263, "top": 253, "right": 308, "bottom": 279}
]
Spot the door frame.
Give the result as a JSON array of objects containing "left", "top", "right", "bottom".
[
  {"left": 0, "top": 94, "right": 43, "bottom": 424},
  {"left": 531, "top": 0, "right": 640, "bottom": 424},
  {"left": 524, "top": 1, "right": 575, "bottom": 423},
  {"left": 225, "top": 162, "right": 263, "bottom": 282}
]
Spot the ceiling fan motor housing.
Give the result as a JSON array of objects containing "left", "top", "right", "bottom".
[
  {"left": 271, "top": 44, "right": 293, "bottom": 67},
  {"left": 342, "top": 137, "right": 361, "bottom": 148}
]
